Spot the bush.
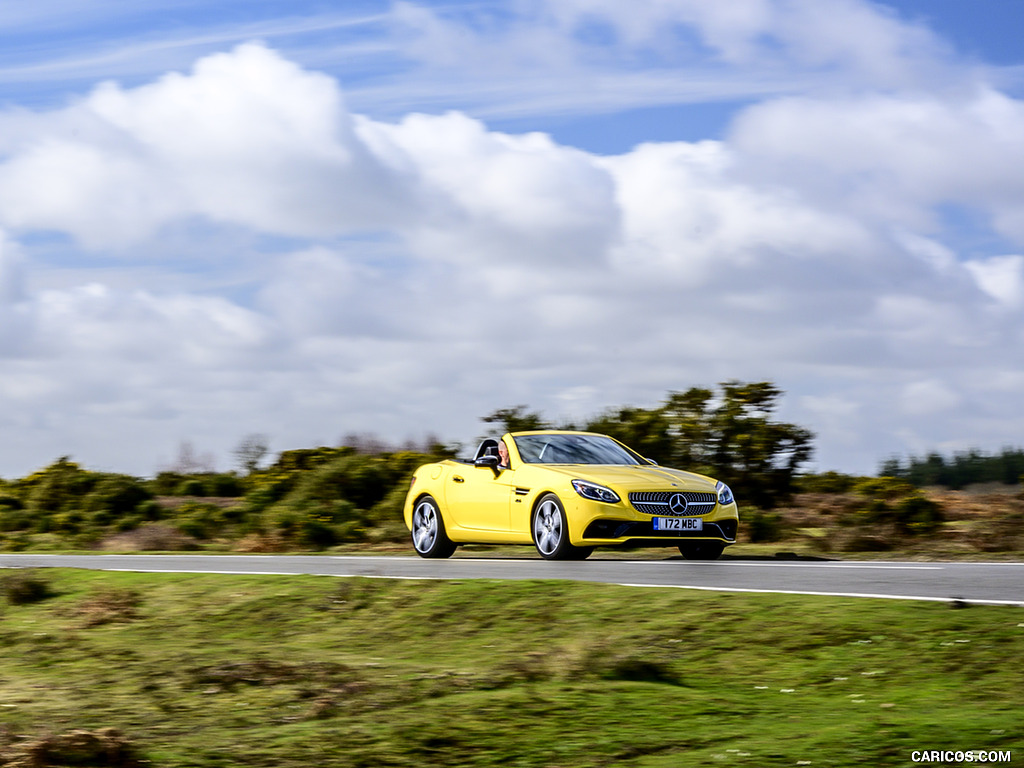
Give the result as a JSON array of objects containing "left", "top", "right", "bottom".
[
  {"left": 261, "top": 497, "right": 364, "bottom": 549},
  {"left": 295, "top": 455, "right": 391, "bottom": 511},
  {"left": 366, "top": 485, "right": 413, "bottom": 542},
  {"left": 894, "top": 494, "right": 945, "bottom": 535},
  {"left": 173, "top": 501, "right": 224, "bottom": 540},
  {"left": 205, "top": 473, "right": 244, "bottom": 497},
  {"left": 82, "top": 475, "right": 153, "bottom": 526},
  {"left": 24, "top": 458, "right": 95, "bottom": 514},
  {"left": 0, "top": 727, "right": 142, "bottom": 767},
  {"left": 150, "top": 471, "right": 186, "bottom": 495},
  {"left": 172, "top": 474, "right": 245, "bottom": 498},
  {"left": 176, "top": 478, "right": 207, "bottom": 497},
  {"left": 1, "top": 569, "right": 55, "bottom": 605},
  {"left": 969, "top": 513, "right": 1024, "bottom": 552},
  {"left": 795, "top": 472, "right": 860, "bottom": 494},
  {"left": 852, "top": 476, "right": 916, "bottom": 501},
  {"left": 0, "top": 505, "right": 31, "bottom": 532},
  {"left": 54, "top": 510, "right": 85, "bottom": 533},
  {"left": 746, "top": 510, "right": 784, "bottom": 543},
  {"left": 0, "top": 493, "right": 24, "bottom": 511}
]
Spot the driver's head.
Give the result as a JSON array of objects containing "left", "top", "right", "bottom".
[{"left": 497, "top": 441, "right": 509, "bottom": 465}]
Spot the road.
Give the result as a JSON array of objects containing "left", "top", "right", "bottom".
[{"left": 2, "top": 553, "right": 1021, "bottom": 605}]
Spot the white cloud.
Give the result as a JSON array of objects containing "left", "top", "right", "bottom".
[
  {"left": 900, "top": 379, "right": 961, "bottom": 416},
  {"left": 0, "top": 43, "right": 411, "bottom": 248},
  {"left": 966, "top": 255, "right": 1024, "bottom": 308},
  {"left": 730, "top": 89, "right": 1024, "bottom": 242},
  {"left": 599, "top": 140, "right": 875, "bottom": 285}
]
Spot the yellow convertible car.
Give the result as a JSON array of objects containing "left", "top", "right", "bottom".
[{"left": 404, "top": 430, "right": 738, "bottom": 560}]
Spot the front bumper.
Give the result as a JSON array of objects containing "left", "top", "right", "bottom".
[
  {"left": 567, "top": 496, "right": 739, "bottom": 547},
  {"left": 581, "top": 517, "right": 738, "bottom": 543}
]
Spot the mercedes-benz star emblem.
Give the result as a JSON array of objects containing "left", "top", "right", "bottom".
[{"left": 668, "top": 493, "right": 688, "bottom": 515}]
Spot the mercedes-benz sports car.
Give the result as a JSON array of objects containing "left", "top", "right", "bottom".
[{"left": 403, "top": 430, "right": 739, "bottom": 561}]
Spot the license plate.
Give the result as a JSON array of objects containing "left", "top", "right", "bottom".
[{"left": 653, "top": 517, "right": 703, "bottom": 532}]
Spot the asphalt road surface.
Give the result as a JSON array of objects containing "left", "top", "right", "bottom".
[{"left": 2, "top": 553, "right": 1021, "bottom": 605}]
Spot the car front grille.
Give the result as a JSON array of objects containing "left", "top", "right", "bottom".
[{"left": 628, "top": 491, "right": 718, "bottom": 516}]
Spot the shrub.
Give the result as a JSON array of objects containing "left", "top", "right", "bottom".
[
  {"left": 263, "top": 498, "right": 362, "bottom": 549},
  {"left": 24, "top": 458, "right": 95, "bottom": 514},
  {"left": 150, "top": 471, "right": 186, "bottom": 495},
  {"left": 174, "top": 501, "right": 224, "bottom": 540},
  {"left": 54, "top": 510, "right": 85, "bottom": 533},
  {"left": 795, "top": 471, "right": 860, "bottom": 494},
  {"left": 852, "top": 476, "right": 916, "bottom": 501},
  {"left": 176, "top": 478, "right": 207, "bottom": 497},
  {"left": 1, "top": 569, "right": 55, "bottom": 605},
  {"left": 969, "top": 513, "right": 1024, "bottom": 552},
  {"left": 205, "top": 473, "right": 244, "bottom": 497},
  {"left": 136, "top": 499, "right": 164, "bottom": 521},
  {"left": 0, "top": 493, "right": 24, "bottom": 511},
  {"left": 746, "top": 510, "right": 784, "bottom": 543},
  {"left": 894, "top": 494, "right": 945, "bottom": 535},
  {"left": 293, "top": 455, "right": 391, "bottom": 511},
  {"left": 0, "top": 505, "right": 31, "bottom": 532},
  {"left": 82, "top": 475, "right": 153, "bottom": 526},
  {"left": 0, "top": 727, "right": 143, "bottom": 767}
]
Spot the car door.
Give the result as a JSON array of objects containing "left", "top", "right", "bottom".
[{"left": 443, "top": 464, "right": 516, "bottom": 533}]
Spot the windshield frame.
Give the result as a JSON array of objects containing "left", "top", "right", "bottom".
[{"left": 512, "top": 433, "right": 647, "bottom": 466}]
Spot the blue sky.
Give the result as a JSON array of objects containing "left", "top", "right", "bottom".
[{"left": 1, "top": 0, "right": 1023, "bottom": 478}]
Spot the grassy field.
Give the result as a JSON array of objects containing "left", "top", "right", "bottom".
[{"left": 1, "top": 569, "right": 1021, "bottom": 767}]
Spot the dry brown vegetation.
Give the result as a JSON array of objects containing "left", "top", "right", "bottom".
[
  {"left": 0, "top": 728, "right": 141, "bottom": 768},
  {"left": 759, "top": 485, "right": 1024, "bottom": 559}
]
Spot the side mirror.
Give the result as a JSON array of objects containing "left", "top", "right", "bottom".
[{"left": 474, "top": 454, "right": 502, "bottom": 477}]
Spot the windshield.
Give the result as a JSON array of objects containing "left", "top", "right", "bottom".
[{"left": 513, "top": 434, "right": 642, "bottom": 465}]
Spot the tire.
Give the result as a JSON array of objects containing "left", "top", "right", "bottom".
[
  {"left": 678, "top": 541, "right": 725, "bottom": 560},
  {"left": 411, "top": 495, "right": 457, "bottom": 559},
  {"left": 532, "top": 494, "right": 592, "bottom": 561}
]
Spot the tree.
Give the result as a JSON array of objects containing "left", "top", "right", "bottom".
[
  {"left": 586, "top": 382, "right": 813, "bottom": 508},
  {"left": 703, "top": 382, "right": 814, "bottom": 508},
  {"left": 234, "top": 433, "right": 270, "bottom": 474},
  {"left": 169, "top": 441, "right": 215, "bottom": 474},
  {"left": 481, "top": 406, "right": 550, "bottom": 435},
  {"left": 585, "top": 406, "right": 673, "bottom": 463}
]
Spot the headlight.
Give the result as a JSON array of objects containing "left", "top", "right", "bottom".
[
  {"left": 571, "top": 479, "right": 620, "bottom": 504},
  {"left": 716, "top": 480, "right": 734, "bottom": 506}
]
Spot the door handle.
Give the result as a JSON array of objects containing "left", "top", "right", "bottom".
[{"left": 453, "top": 476, "right": 465, "bottom": 483}]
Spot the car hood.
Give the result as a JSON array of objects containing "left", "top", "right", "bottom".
[{"left": 535, "top": 464, "right": 718, "bottom": 493}]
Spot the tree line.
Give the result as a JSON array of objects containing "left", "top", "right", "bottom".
[{"left": 880, "top": 448, "right": 1024, "bottom": 490}]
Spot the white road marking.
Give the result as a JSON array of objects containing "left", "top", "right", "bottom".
[
  {"left": 616, "top": 582, "right": 1024, "bottom": 606},
  {"left": 452, "top": 558, "right": 942, "bottom": 570}
]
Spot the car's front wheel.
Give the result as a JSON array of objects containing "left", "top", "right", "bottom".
[
  {"left": 678, "top": 541, "right": 725, "bottom": 560},
  {"left": 411, "top": 495, "right": 457, "bottom": 559},
  {"left": 532, "top": 494, "right": 592, "bottom": 561}
]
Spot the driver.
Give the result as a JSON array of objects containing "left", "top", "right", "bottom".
[{"left": 497, "top": 440, "right": 510, "bottom": 469}]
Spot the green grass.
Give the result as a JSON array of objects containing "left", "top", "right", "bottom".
[{"left": 0, "top": 569, "right": 1021, "bottom": 766}]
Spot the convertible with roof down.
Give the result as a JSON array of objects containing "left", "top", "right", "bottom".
[{"left": 403, "top": 430, "right": 739, "bottom": 560}]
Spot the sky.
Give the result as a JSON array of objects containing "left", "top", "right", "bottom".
[{"left": 1, "top": 0, "right": 1023, "bottom": 479}]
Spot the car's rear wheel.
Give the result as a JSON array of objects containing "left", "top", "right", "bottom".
[
  {"left": 411, "top": 495, "right": 457, "bottom": 559},
  {"left": 678, "top": 541, "right": 725, "bottom": 560},
  {"left": 532, "top": 494, "right": 592, "bottom": 561}
]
